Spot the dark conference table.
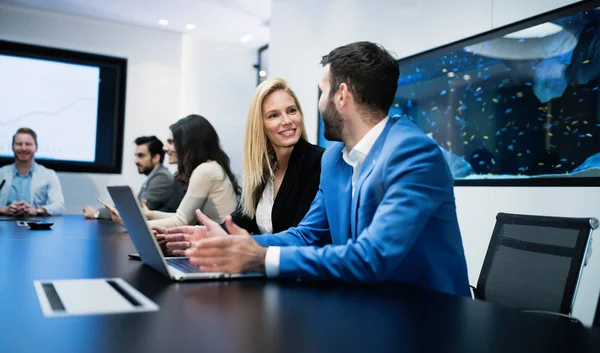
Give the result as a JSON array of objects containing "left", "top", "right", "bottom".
[{"left": 1, "top": 216, "right": 599, "bottom": 353}]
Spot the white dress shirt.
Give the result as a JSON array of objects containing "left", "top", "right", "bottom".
[
  {"left": 264, "top": 117, "right": 390, "bottom": 277},
  {"left": 256, "top": 177, "right": 275, "bottom": 234}
]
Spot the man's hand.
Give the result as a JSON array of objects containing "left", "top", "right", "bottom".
[
  {"left": 8, "top": 201, "right": 25, "bottom": 216},
  {"left": 0, "top": 205, "right": 14, "bottom": 216},
  {"left": 82, "top": 206, "right": 98, "bottom": 219},
  {"left": 21, "top": 202, "right": 38, "bottom": 216},
  {"left": 184, "top": 210, "right": 267, "bottom": 274},
  {"left": 106, "top": 205, "right": 124, "bottom": 226},
  {"left": 164, "top": 209, "right": 227, "bottom": 255},
  {"left": 7, "top": 201, "right": 36, "bottom": 216}
]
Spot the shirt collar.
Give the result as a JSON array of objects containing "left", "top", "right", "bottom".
[
  {"left": 146, "top": 165, "right": 161, "bottom": 180},
  {"left": 13, "top": 162, "right": 36, "bottom": 177},
  {"left": 342, "top": 116, "right": 389, "bottom": 165}
]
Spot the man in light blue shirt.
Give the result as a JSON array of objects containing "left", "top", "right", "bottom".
[{"left": 0, "top": 128, "right": 64, "bottom": 217}]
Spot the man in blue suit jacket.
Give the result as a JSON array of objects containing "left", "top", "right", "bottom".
[{"left": 166, "top": 41, "right": 470, "bottom": 297}]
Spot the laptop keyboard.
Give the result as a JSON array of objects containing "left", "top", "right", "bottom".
[{"left": 166, "top": 258, "right": 201, "bottom": 273}]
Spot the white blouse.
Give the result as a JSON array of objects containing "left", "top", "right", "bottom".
[{"left": 255, "top": 177, "right": 275, "bottom": 234}]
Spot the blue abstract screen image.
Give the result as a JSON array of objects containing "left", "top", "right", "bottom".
[
  {"left": 392, "top": 6, "right": 600, "bottom": 182},
  {"left": 316, "top": 4, "right": 600, "bottom": 184}
]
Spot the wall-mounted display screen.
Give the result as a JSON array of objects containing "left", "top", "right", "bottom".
[
  {"left": 317, "top": 1, "right": 600, "bottom": 186},
  {"left": 0, "top": 40, "right": 126, "bottom": 174},
  {"left": 392, "top": 1, "right": 600, "bottom": 186}
]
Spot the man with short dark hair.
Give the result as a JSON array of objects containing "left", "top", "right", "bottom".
[
  {"left": 0, "top": 127, "right": 65, "bottom": 216},
  {"left": 83, "top": 136, "right": 176, "bottom": 219},
  {"left": 166, "top": 42, "right": 470, "bottom": 296}
]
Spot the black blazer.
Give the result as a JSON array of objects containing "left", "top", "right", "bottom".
[{"left": 232, "top": 138, "right": 324, "bottom": 234}]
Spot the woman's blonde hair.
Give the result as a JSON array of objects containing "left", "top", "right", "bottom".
[{"left": 241, "top": 77, "right": 308, "bottom": 218}]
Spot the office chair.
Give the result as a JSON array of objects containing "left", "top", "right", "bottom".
[
  {"left": 472, "top": 212, "right": 597, "bottom": 323},
  {"left": 594, "top": 290, "right": 600, "bottom": 329}
]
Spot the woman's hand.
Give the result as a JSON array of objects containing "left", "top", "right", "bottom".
[{"left": 141, "top": 200, "right": 153, "bottom": 219}]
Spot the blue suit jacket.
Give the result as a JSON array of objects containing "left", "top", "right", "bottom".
[{"left": 253, "top": 117, "right": 470, "bottom": 296}]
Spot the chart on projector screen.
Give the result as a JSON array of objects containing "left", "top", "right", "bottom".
[{"left": 0, "top": 54, "right": 100, "bottom": 162}]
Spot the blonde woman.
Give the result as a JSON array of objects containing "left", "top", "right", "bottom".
[{"left": 232, "top": 78, "right": 324, "bottom": 234}]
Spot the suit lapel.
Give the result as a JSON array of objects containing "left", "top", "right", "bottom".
[
  {"left": 336, "top": 156, "right": 353, "bottom": 245},
  {"left": 271, "top": 163, "right": 299, "bottom": 222},
  {"left": 138, "top": 180, "right": 145, "bottom": 199},
  {"left": 140, "top": 165, "right": 162, "bottom": 199},
  {"left": 349, "top": 118, "right": 396, "bottom": 239},
  {"left": 0, "top": 168, "right": 13, "bottom": 204},
  {"left": 29, "top": 163, "right": 37, "bottom": 203},
  {"left": 271, "top": 139, "right": 308, "bottom": 222}
]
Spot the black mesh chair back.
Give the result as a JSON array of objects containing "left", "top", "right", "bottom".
[
  {"left": 475, "top": 212, "right": 597, "bottom": 315},
  {"left": 594, "top": 291, "right": 600, "bottom": 329}
]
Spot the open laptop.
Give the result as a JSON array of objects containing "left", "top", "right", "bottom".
[{"left": 107, "top": 185, "right": 263, "bottom": 281}]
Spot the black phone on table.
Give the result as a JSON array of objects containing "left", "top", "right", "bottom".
[{"left": 128, "top": 253, "right": 142, "bottom": 261}]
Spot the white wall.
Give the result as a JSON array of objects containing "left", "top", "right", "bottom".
[
  {"left": 270, "top": 0, "right": 493, "bottom": 142},
  {"left": 0, "top": 4, "right": 255, "bottom": 212},
  {"left": 270, "top": 0, "right": 599, "bottom": 326},
  {"left": 180, "top": 35, "right": 256, "bottom": 179}
]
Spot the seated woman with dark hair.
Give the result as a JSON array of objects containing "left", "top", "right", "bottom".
[
  {"left": 109, "top": 114, "right": 240, "bottom": 227},
  {"left": 232, "top": 77, "right": 324, "bottom": 234}
]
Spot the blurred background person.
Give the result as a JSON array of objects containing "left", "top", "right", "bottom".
[
  {"left": 108, "top": 115, "right": 240, "bottom": 227},
  {"left": 83, "top": 135, "right": 177, "bottom": 219},
  {"left": 0, "top": 127, "right": 64, "bottom": 217}
]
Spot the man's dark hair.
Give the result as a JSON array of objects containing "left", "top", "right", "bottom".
[
  {"left": 12, "top": 127, "right": 38, "bottom": 147},
  {"left": 134, "top": 136, "right": 165, "bottom": 163},
  {"left": 320, "top": 41, "right": 399, "bottom": 116},
  {"left": 169, "top": 114, "right": 241, "bottom": 196}
]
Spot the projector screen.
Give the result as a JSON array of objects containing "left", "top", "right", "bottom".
[{"left": 0, "top": 40, "right": 126, "bottom": 174}]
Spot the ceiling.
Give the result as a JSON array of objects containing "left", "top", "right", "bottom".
[{"left": 0, "top": 0, "right": 271, "bottom": 48}]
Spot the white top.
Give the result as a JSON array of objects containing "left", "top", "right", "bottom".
[
  {"left": 149, "top": 161, "right": 237, "bottom": 228},
  {"left": 264, "top": 117, "right": 390, "bottom": 278},
  {"left": 255, "top": 177, "right": 275, "bottom": 234}
]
